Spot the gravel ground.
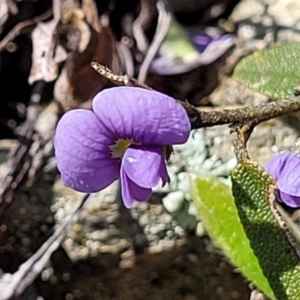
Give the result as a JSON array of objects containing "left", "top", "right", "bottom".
[{"left": 1, "top": 0, "right": 300, "bottom": 299}]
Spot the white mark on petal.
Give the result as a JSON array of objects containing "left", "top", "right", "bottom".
[{"left": 126, "top": 156, "right": 137, "bottom": 164}]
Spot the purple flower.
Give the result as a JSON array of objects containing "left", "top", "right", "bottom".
[
  {"left": 264, "top": 151, "right": 300, "bottom": 208},
  {"left": 54, "top": 87, "right": 190, "bottom": 208}
]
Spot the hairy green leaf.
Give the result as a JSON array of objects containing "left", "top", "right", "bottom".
[
  {"left": 191, "top": 176, "right": 275, "bottom": 299},
  {"left": 232, "top": 161, "right": 300, "bottom": 300},
  {"left": 233, "top": 43, "right": 300, "bottom": 99}
]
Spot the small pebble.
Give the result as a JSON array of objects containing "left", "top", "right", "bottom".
[{"left": 162, "top": 190, "right": 185, "bottom": 213}]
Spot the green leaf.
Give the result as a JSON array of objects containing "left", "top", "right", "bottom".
[
  {"left": 191, "top": 176, "right": 275, "bottom": 299},
  {"left": 232, "top": 161, "right": 300, "bottom": 300},
  {"left": 162, "top": 17, "right": 199, "bottom": 60},
  {"left": 233, "top": 43, "right": 300, "bottom": 99}
]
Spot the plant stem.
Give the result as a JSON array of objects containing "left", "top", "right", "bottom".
[{"left": 181, "top": 98, "right": 300, "bottom": 129}]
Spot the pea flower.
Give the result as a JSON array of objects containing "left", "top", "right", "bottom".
[
  {"left": 264, "top": 151, "right": 300, "bottom": 208},
  {"left": 54, "top": 87, "right": 190, "bottom": 208}
]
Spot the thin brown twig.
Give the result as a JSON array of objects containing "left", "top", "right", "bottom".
[
  {"left": 0, "top": 81, "right": 47, "bottom": 214},
  {"left": 117, "top": 39, "right": 135, "bottom": 77},
  {"left": 137, "top": 1, "right": 171, "bottom": 83},
  {"left": 132, "top": 0, "right": 150, "bottom": 53},
  {"left": 0, "top": 9, "right": 52, "bottom": 52},
  {"left": 186, "top": 98, "right": 300, "bottom": 129},
  {"left": 7, "top": 0, "right": 18, "bottom": 15},
  {"left": 233, "top": 125, "right": 251, "bottom": 163},
  {"left": 91, "top": 62, "right": 151, "bottom": 89},
  {"left": 0, "top": 193, "right": 90, "bottom": 300}
]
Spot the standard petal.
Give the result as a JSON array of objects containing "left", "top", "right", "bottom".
[
  {"left": 54, "top": 109, "right": 120, "bottom": 192},
  {"left": 122, "top": 145, "right": 166, "bottom": 188},
  {"left": 92, "top": 87, "right": 191, "bottom": 145},
  {"left": 120, "top": 168, "right": 152, "bottom": 208}
]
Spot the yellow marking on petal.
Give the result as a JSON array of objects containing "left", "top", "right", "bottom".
[{"left": 110, "top": 139, "right": 132, "bottom": 158}]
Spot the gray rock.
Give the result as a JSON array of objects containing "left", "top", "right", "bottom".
[
  {"left": 230, "top": 0, "right": 265, "bottom": 23},
  {"left": 268, "top": 0, "right": 300, "bottom": 27},
  {"left": 162, "top": 190, "right": 185, "bottom": 213}
]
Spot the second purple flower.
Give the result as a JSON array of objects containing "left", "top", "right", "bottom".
[
  {"left": 264, "top": 151, "right": 300, "bottom": 208},
  {"left": 54, "top": 87, "right": 191, "bottom": 208}
]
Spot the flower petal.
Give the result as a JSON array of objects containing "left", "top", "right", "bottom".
[
  {"left": 121, "top": 145, "right": 166, "bottom": 188},
  {"left": 264, "top": 152, "right": 289, "bottom": 180},
  {"left": 54, "top": 109, "right": 119, "bottom": 192},
  {"left": 265, "top": 152, "right": 300, "bottom": 195},
  {"left": 265, "top": 151, "right": 300, "bottom": 207},
  {"left": 120, "top": 170, "right": 152, "bottom": 208},
  {"left": 279, "top": 191, "right": 300, "bottom": 208},
  {"left": 92, "top": 87, "right": 191, "bottom": 145}
]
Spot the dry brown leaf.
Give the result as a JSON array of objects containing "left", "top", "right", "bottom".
[
  {"left": 0, "top": 0, "right": 8, "bottom": 33},
  {"left": 28, "top": 0, "right": 67, "bottom": 84},
  {"left": 29, "top": 20, "right": 68, "bottom": 84},
  {"left": 55, "top": 20, "right": 119, "bottom": 110},
  {"left": 82, "top": 0, "right": 101, "bottom": 33}
]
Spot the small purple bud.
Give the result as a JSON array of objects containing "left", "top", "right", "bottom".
[{"left": 264, "top": 151, "right": 300, "bottom": 208}]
